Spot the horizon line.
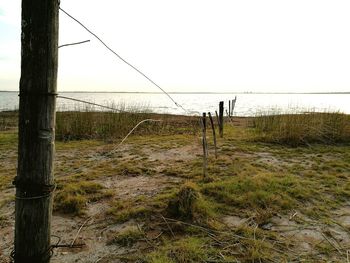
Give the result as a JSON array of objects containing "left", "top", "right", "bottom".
[{"left": 1, "top": 90, "right": 350, "bottom": 94}]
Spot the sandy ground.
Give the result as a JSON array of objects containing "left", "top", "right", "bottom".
[{"left": 1, "top": 127, "right": 350, "bottom": 262}]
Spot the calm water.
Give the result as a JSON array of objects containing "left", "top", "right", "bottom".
[{"left": 0, "top": 91, "right": 349, "bottom": 116}]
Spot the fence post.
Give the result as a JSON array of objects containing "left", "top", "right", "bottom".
[
  {"left": 208, "top": 112, "right": 217, "bottom": 159},
  {"left": 232, "top": 96, "right": 237, "bottom": 115},
  {"left": 219, "top": 101, "right": 224, "bottom": 138},
  {"left": 215, "top": 110, "right": 220, "bottom": 127},
  {"left": 226, "top": 109, "right": 234, "bottom": 125},
  {"left": 15, "top": 0, "right": 59, "bottom": 262},
  {"left": 228, "top": 100, "right": 231, "bottom": 117},
  {"left": 201, "top": 113, "right": 208, "bottom": 179}
]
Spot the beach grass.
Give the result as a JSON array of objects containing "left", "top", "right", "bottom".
[
  {"left": 251, "top": 110, "right": 350, "bottom": 145},
  {"left": 55, "top": 104, "right": 198, "bottom": 141}
]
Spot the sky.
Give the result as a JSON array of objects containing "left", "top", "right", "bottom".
[{"left": 0, "top": 0, "right": 350, "bottom": 93}]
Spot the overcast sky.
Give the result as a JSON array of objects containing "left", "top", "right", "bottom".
[{"left": 1, "top": 0, "right": 350, "bottom": 93}]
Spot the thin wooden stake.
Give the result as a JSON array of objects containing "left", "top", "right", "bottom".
[
  {"left": 208, "top": 112, "right": 217, "bottom": 159},
  {"left": 201, "top": 113, "right": 208, "bottom": 178},
  {"left": 215, "top": 110, "right": 220, "bottom": 127},
  {"left": 231, "top": 99, "right": 233, "bottom": 116},
  {"left": 228, "top": 100, "right": 231, "bottom": 117},
  {"left": 232, "top": 96, "right": 237, "bottom": 115},
  {"left": 226, "top": 109, "right": 234, "bottom": 125}
]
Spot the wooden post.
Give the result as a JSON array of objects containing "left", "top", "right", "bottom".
[
  {"left": 226, "top": 109, "right": 234, "bottom": 125},
  {"left": 228, "top": 100, "right": 231, "bottom": 117},
  {"left": 15, "top": 0, "right": 59, "bottom": 262},
  {"left": 201, "top": 113, "right": 208, "bottom": 178},
  {"left": 208, "top": 112, "right": 217, "bottom": 159},
  {"left": 219, "top": 101, "right": 224, "bottom": 138},
  {"left": 232, "top": 96, "right": 237, "bottom": 115},
  {"left": 215, "top": 110, "right": 220, "bottom": 127}
]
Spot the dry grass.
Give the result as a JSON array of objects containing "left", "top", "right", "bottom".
[
  {"left": 251, "top": 111, "right": 350, "bottom": 146},
  {"left": 55, "top": 104, "right": 198, "bottom": 141}
]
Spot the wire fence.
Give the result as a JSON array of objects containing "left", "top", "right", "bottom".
[
  {"left": 59, "top": 7, "right": 190, "bottom": 114},
  {"left": 57, "top": 95, "right": 129, "bottom": 113}
]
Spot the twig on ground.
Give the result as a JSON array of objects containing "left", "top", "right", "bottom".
[
  {"left": 161, "top": 215, "right": 175, "bottom": 238},
  {"left": 321, "top": 232, "right": 343, "bottom": 256},
  {"left": 71, "top": 217, "right": 93, "bottom": 247},
  {"left": 137, "top": 223, "right": 156, "bottom": 248}
]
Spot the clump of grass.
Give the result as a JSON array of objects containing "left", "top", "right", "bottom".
[
  {"left": 147, "top": 237, "right": 216, "bottom": 263},
  {"left": 251, "top": 110, "right": 350, "bottom": 146},
  {"left": 54, "top": 181, "right": 112, "bottom": 214},
  {"left": 107, "top": 226, "right": 143, "bottom": 247},
  {"left": 114, "top": 161, "right": 157, "bottom": 177},
  {"left": 167, "top": 182, "right": 214, "bottom": 224},
  {"left": 107, "top": 200, "right": 151, "bottom": 223}
]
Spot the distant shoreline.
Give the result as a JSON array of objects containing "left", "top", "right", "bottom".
[{"left": 1, "top": 90, "right": 349, "bottom": 94}]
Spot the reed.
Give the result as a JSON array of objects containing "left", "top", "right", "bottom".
[
  {"left": 251, "top": 110, "right": 350, "bottom": 146},
  {"left": 55, "top": 102, "right": 197, "bottom": 141}
]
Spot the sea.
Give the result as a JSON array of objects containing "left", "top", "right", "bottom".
[{"left": 0, "top": 91, "right": 349, "bottom": 116}]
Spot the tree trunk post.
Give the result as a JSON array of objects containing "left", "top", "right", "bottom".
[
  {"left": 219, "top": 101, "right": 224, "bottom": 138},
  {"left": 14, "top": 0, "right": 59, "bottom": 262}
]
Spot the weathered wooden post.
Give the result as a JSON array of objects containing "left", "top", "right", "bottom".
[
  {"left": 219, "top": 101, "right": 224, "bottom": 138},
  {"left": 201, "top": 113, "right": 208, "bottom": 179},
  {"left": 215, "top": 110, "right": 220, "bottom": 127},
  {"left": 228, "top": 100, "right": 231, "bottom": 117},
  {"left": 208, "top": 112, "right": 217, "bottom": 159},
  {"left": 14, "top": 0, "right": 59, "bottom": 262},
  {"left": 232, "top": 96, "right": 237, "bottom": 115}
]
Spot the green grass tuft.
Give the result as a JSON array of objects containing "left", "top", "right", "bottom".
[
  {"left": 107, "top": 226, "right": 143, "bottom": 247},
  {"left": 167, "top": 182, "right": 215, "bottom": 225},
  {"left": 54, "top": 181, "right": 112, "bottom": 214}
]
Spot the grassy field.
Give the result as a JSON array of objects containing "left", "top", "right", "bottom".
[{"left": 0, "top": 111, "right": 350, "bottom": 262}]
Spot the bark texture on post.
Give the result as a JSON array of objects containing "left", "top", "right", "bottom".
[{"left": 15, "top": 0, "right": 59, "bottom": 262}]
